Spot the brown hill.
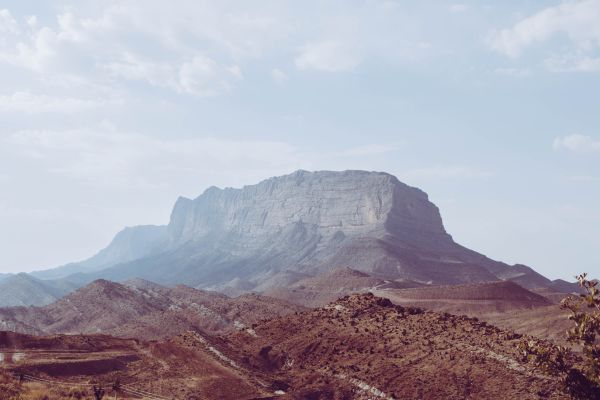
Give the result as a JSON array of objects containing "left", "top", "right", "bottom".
[
  {"left": 263, "top": 267, "right": 422, "bottom": 307},
  {"left": 221, "top": 293, "right": 568, "bottom": 399},
  {"left": 372, "top": 281, "right": 576, "bottom": 344},
  {"left": 373, "top": 280, "right": 552, "bottom": 315},
  {"left": 0, "top": 279, "right": 305, "bottom": 340}
]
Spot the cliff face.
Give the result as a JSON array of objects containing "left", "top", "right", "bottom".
[
  {"left": 168, "top": 170, "right": 423, "bottom": 244},
  {"left": 28, "top": 170, "right": 552, "bottom": 296}
]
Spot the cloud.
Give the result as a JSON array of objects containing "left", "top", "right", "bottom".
[
  {"left": 295, "top": 40, "right": 362, "bottom": 72},
  {"left": 0, "top": 91, "right": 113, "bottom": 113},
  {"left": 544, "top": 53, "right": 600, "bottom": 72},
  {"left": 400, "top": 166, "right": 492, "bottom": 181},
  {"left": 271, "top": 68, "right": 288, "bottom": 84},
  {"left": 494, "top": 67, "right": 531, "bottom": 77},
  {"left": 6, "top": 126, "right": 304, "bottom": 187},
  {"left": 553, "top": 134, "right": 600, "bottom": 152},
  {"left": 0, "top": 9, "right": 19, "bottom": 34},
  {"left": 489, "top": 0, "right": 600, "bottom": 58},
  {"left": 334, "top": 144, "right": 400, "bottom": 157},
  {"left": 449, "top": 4, "right": 469, "bottom": 13},
  {"left": 178, "top": 55, "right": 242, "bottom": 96}
]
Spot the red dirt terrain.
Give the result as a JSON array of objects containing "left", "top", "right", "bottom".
[
  {"left": 0, "top": 330, "right": 271, "bottom": 399},
  {"left": 220, "top": 293, "right": 569, "bottom": 399},
  {"left": 1, "top": 293, "right": 574, "bottom": 399}
]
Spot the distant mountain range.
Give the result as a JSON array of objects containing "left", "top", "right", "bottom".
[
  {"left": 3, "top": 170, "right": 580, "bottom": 307},
  {"left": 0, "top": 273, "right": 79, "bottom": 307}
]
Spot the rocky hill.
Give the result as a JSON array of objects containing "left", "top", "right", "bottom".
[
  {"left": 25, "top": 170, "right": 563, "bottom": 299},
  {"left": 0, "top": 279, "right": 304, "bottom": 340},
  {"left": 220, "top": 293, "right": 569, "bottom": 399}
]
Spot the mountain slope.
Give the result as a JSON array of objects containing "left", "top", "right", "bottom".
[{"left": 31, "top": 225, "right": 168, "bottom": 280}]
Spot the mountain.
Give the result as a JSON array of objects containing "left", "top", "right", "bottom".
[
  {"left": 31, "top": 225, "right": 168, "bottom": 280},
  {"left": 20, "top": 170, "right": 565, "bottom": 308},
  {"left": 0, "top": 279, "right": 304, "bottom": 339},
  {"left": 0, "top": 273, "right": 78, "bottom": 307}
]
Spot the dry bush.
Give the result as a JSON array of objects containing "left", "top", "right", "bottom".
[{"left": 520, "top": 273, "right": 600, "bottom": 399}]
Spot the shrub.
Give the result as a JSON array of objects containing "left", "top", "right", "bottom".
[{"left": 520, "top": 273, "right": 600, "bottom": 399}]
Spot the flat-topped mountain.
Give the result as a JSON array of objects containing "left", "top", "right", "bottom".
[{"left": 26, "top": 170, "right": 564, "bottom": 301}]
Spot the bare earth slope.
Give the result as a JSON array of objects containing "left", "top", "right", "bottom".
[
  {"left": 0, "top": 331, "right": 269, "bottom": 400},
  {"left": 222, "top": 293, "right": 568, "bottom": 399}
]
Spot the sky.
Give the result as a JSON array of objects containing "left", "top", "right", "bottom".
[{"left": 0, "top": 0, "right": 599, "bottom": 280}]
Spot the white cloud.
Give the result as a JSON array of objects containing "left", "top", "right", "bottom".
[
  {"left": 494, "top": 67, "right": 531, "bottom": 77},
  {"left": 271, "top": 68, "right": 288, "bottom": 84},
  {"left": 334, "top": 144, "right": 400, "bottom": 157},
  {"left": 401, "top": 166, "right": 492, "bottom": 181},
  {"left": 489, "top": 0, "right": 600, "bottom": 58},
  {"left": 553, "top": 134, "right": 600, "bottom": 152},
  {"left": 178, "top": 55, "right": 242, "bottom": 96},
  {"left": 0, "top": 91, "right": 111, "bottom": 113},
  {"left": 544, "top": 52, "right": 600, "bottom": 72},
  {"left": 449, "top": 4, "right": 469, "bottom": 13},
  {"left": 5, "top": 126, "right": 304, "bottom": 187},
  {"left": 0, "top": 9, "right": 19, "bottom": 34},
  {"left": 295, "top": 40, "right": 362, "bottom": 72}
]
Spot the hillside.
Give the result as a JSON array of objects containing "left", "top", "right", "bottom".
[
  {"left": 264, "top": 267, "right": 422, "bottom": 307},
  {"left": 374, "top": 281, "right": 553, "bottom": 315},
  {"left": 1, "top": 294, "right": 572, "bottom": 399},
  {"left": 24, "top": 170, "right": 559, "bottom": 304},
  {"left": 220, "top": 293, "right": 568, "bottom": 399},
  {"left": 0, "top": 279, "right": 305, "bottom": 340}
]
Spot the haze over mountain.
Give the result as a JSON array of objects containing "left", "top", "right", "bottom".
[
  {"left": 0, "top": 273, "right": 78, "bottom": 307},
  {"left": 21, "top": 170, "right": 574, "bottom": 305}
]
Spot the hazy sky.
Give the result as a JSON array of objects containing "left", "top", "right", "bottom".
[{"left": 0, "top": 1, "right": 599, "bottom": 280}]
